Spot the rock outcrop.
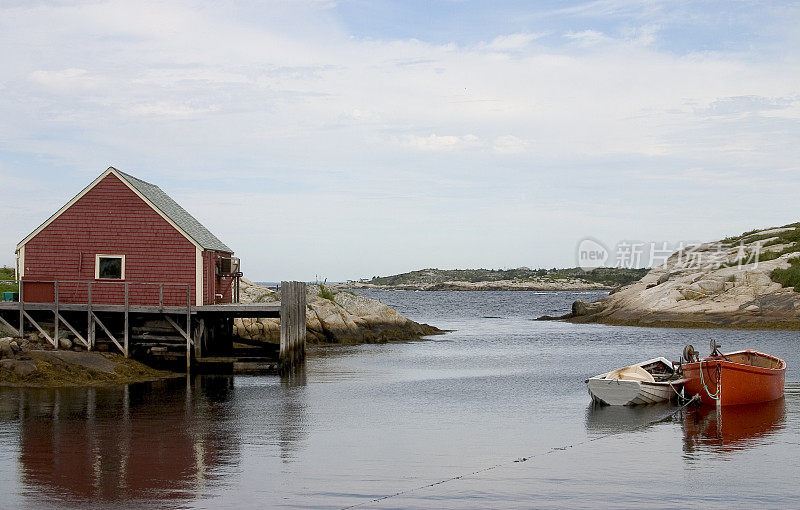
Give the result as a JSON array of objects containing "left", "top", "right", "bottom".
[
  {"left": 233, "top": 279, "right": 443, "bottom": 344},
  {"left": 0, "top": 336, "right": 176, "bottom": 387},
  {"left": 568, "top": 224, "right": 800, "bottom": 329}
]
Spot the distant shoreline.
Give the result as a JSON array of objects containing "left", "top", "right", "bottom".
[{"left": 337, "top": 281, "right": 614, "bottom": 291}]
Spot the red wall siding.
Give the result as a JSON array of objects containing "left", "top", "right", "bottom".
[
  {"left": 21, "top": 173, "right": 198, "bottom": 306},
  {"left": 203, "top": 251, "right": 234, "bottom": 304}
]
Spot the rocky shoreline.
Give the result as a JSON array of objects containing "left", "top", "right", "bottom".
[
  {"left": 558, "top": 224, "right": 800, "bottom": 329},
  {"left": 234, "top": 279, "right": 444, "bottom": 344},
  {"left": 0, "top": 337, "right": 177, "bottom": 387},
  {"left": 339, "top": 279, "right": 612, "bottom": 291}
]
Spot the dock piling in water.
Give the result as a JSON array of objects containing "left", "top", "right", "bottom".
[{"left": 279, "top": 281, "right": 307, "bottom": 373}]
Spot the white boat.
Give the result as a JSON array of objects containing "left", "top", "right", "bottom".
[{"left": 586, "top": 357, "right": 687, "bottom": 406}]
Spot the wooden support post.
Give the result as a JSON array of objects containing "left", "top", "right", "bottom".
[
  {"left": 0, "top": 314, "right": 20, "bottom": 337},
  {"left": 57, "top": 313, "right": 88, "bottom": 348},
  {"left": 92, "top": 312, "right": 124, "bottom": 354},
  {"left": 193, "top": 318, "right": 205, "bottom": 360},
  {"left": 53, "top": 281, "right": 59, "bottom": 349},
  {"left": 89, "top": 314, "right": 96, "bottom": 350},
  {"left": 164, "top": 315, "right": 192, "bottom": 345},
  {"left": 186, "top": 285, "right": 192, "bottom": 373},
  {"left": 18, "top": 280, "right": 23, "bottom": 338},
  {"left": 124, "top": 282, "right": 129, "bottom": 358},
  {"left": 280, "top": 282, "right": 290, "bottom": 370},
  {"left": 280, "top": 281, "right": 306, "bottom": 373},
  {"left": 22, "top": 310, "right": 56, "bottom": 347},
  {"left": 87, "top": 282, "right": 93, "bottom": 350}
]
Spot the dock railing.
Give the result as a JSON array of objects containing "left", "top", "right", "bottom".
[
  {"left": 1, "top": 279, "right": 306, "bottom": 374},
  {"left": 5, "top": 279, "right": 193, "bottom": 359}
]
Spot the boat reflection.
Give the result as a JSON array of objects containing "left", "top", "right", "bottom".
[
  {"left": 682, "top": 397, "right": 786, "bottom": 454},
  {"left": 584, "top": 401, "right": 677, "bottom": 434}
]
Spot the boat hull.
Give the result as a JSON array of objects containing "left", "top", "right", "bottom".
[
  {"left": 683, "top": 350, "right": 785, "bottom": 406},
  {"left": 587, "top": 357, "right": 685, "bottom": 406},
  {"left": 587, "top": 378, "right": 679, "bottom": 406}
]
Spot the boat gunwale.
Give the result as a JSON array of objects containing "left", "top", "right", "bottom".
[
  {"left": 588, "top": 357, "right": 687, "bottom": 386},
  {"left": 587, "top": 377, "right": 688, "bottom": 388},
  {"left": 683, "top": 349, "right": 786, "bottom": 375}
]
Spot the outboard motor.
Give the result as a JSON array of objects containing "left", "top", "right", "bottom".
[{"left": 682, "top": 344, "right": 699, "bottom": 363}]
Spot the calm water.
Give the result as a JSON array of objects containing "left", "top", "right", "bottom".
[{"left": 0, "top": 290, "right": 798, "bottom": 509}]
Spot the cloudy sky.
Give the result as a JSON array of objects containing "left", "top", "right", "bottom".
[{"left": 1, "top": 0, "right": 798, "bottom": 281}]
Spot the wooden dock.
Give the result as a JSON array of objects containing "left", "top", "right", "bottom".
[{"left": 0, "top": 280, "right": 306, "bottom": 374}]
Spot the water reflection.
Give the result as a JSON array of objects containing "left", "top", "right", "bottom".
[
  {"left": 278, "top": 367, "right": 308, "bottom": 461},
  {"left": 585, "top": 401, "right": 677, "bottom": 434},
  {"left": 0, "top": 377, "right": 240, "bottom": 507},
  {"left": 682, "top": 398, "right": 786, "bottom": 454}
]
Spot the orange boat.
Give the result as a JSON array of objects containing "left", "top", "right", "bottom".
[{"left": 681, "top": 343, "right": 786, "bottom": 406}]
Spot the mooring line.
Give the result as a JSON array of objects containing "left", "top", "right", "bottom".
[{"left": 341, "top": 396, "right": 699, "bottom": 510}]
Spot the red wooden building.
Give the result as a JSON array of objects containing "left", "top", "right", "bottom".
[{"left": 15, "top": 167, "right": 240, "bottom": 307}]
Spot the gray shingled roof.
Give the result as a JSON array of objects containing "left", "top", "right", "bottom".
[{"left": 115, "top": 168, "right": 233, "bottom": 253}]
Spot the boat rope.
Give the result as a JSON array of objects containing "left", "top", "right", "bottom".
[
  {"left": 340, "top": 395, "right": 700, "bottom": 510},
  {"left": 699, "top": 360, "right": 721, "bottom": 400},
  {"left": 668, "top": 380, "right": 686, "bottom": 401}
]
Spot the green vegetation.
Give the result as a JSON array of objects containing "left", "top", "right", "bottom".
[
  {"left": 718, "top": 223, "right": 800, "bottom": 292},
  {"left": 721, "top": 222, "right": 800, "bottom": 247},
  {"left": 318, "top": 285, "right": 336, "bottom": 301},
  {"left": 771, "top": 257, "right": 800, "bottom": 292},
  {"left": 0, "top": 267, "right": 17, "bottom": 294},
  {"left": 367, "top": 267, "right": 649, "bottom": 287},
  {"left": 723, "top": 225, "right": 800, "bottom": 267}
]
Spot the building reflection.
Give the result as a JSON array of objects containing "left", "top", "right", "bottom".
[
  {"left": 682, "top": 398, "right": 786, "bottom": 454},
  {"left": 0, "top": 374, "right": 309, "bottom": 506}
]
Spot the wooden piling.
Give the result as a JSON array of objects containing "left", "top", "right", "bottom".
[{"left": 279, "top": 281, "right": 307, "bottom": 373}]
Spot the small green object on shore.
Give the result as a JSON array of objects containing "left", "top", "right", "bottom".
[{"left": 1, "top": 292, "right": 18, "bottom": 302}]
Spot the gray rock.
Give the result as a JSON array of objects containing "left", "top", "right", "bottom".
[
  {"left": 58, "top": 337, "right": 73, "bottom": 350},
  {"left": 9, "top": 341, "right": 20, "bottom": 354},
  {"left": 656, "top": 272, "right": 674, "bottom": 285},
  {"left": 0, "top": 338, "right": 14, "bottom": 357},
  {"left": 0, "top": 359, "right": 37, "bottom": 377},
  {"left": 13, "top": 360, "right": 37, "bottom": 377},
  {"left": 572, "top": 299, "right": 603, "bottom": 317}
]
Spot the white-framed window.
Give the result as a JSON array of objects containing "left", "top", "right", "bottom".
[{"left": 95, "top": 254, "right": 125, "bottom": 280}]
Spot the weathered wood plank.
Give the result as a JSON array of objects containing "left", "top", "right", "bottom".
[
  {"left": 0, "top": 314, "right": 20, "bottom": 337},
  {"left": 57, "top": 313, "right": 89, "bottom": 348},
  {"left": 22, "top": 310, "right": 56, "bottom": 347},
  {"left": 124, "top": 282, "right": 129, "bottom": 358},
  {"left": 91, "top": 312, "right": 124, "bottom": 354},
  {"left": 164, "top": 315, "right": 193, "bottom": 345},
  {"left": 193, "top": 318, "right": 206, "bottom": 359},
  {"left": 279, "top": 281, "right": 306, "bottom": 373}
]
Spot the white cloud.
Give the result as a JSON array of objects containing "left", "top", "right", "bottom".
[
  {"left": 492, "top": 135, "right": 528, "bottom": 155},
  {"left": 27, "top": 68, "right": 108, "bottom": 91},
  {"left": 397, "top": 134, "right": 481, "bottom": 152},
  {"left": 564, "top": 29, "right": 611, "bottom": 45},
  {"left": 122, "top": 101, "right": 220, "bottom": 118},
  {"left": 483, "top": 32, "right": 543, "bottom": 51}
]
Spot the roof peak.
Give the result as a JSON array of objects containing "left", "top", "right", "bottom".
[
  {"left": 110, "top": 168, "right": 233, "bottom": 253},
  {"left": 17, "top": 167, "right": 233, "bottom": 254}
]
